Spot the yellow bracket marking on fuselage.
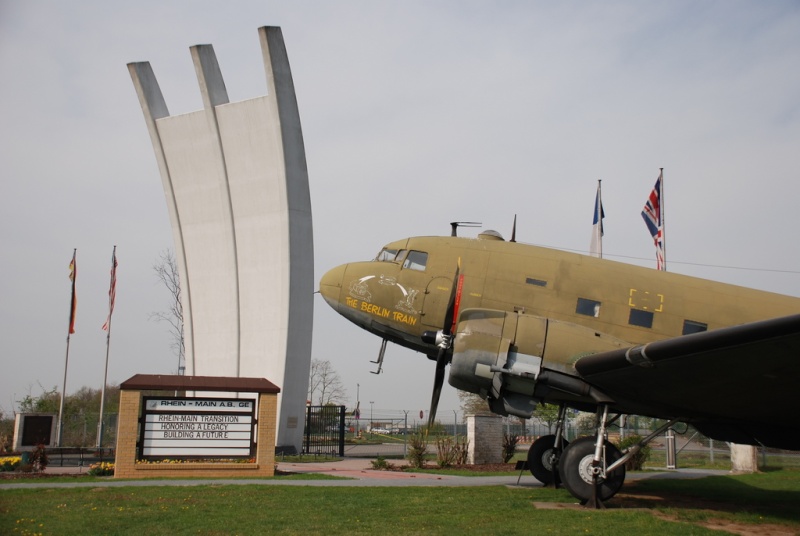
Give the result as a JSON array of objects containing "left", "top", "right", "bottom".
[
  {"left": 629, "top": 288, "right": 665, "bottom": 313},
  {"left": 628, "top": 288, "right": 637, "bottom": 307}
]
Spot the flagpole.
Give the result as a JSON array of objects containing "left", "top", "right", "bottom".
[
  {"left": 58, "top": 249, "right": 77, "bottom": 447},
  {"left": 58, "top": 335, "right": 71, "bottom": 448},
  {"left": 660, "top": 168, "right": 666, "bottom": 271},
  {"left": 97, "top": 246, "right": 117, "bottom": 449}
]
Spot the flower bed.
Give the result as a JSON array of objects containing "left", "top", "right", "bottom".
[
  {"left": 0, "top": 456, "right": 21, "bottom": 472},
  {"left": 135, "top": 458, "right": 255, "bottom": 465},
  {"left": 88, "top": 462, "right": 115, "bottom": 476}
]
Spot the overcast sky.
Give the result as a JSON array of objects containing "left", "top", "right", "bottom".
[{"left": 2, "top": 1, "right": 799, "bottom": 422}]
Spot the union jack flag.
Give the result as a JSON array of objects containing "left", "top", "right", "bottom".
[{"left": 641, "top": 171, "right": 665, "bottom": 270}]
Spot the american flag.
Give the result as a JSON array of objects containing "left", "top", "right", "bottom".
[
  {"left": 641, "top": 171, "right": 665, "bottom": 270},
  {"left": 102, "top": 248, "right": 118, "bottom": 331}
]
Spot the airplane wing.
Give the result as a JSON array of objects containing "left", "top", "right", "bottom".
[{"left": 573, "top": 313, "right": 800, "bottom": 450}]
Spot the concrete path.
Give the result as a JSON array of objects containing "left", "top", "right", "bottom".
[{"left": 0, "top": 458, "right": 728, "bottom": 490}]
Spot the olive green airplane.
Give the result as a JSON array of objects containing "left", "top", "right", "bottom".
[{"left": 319, "top": 225, "right": 800, "bottom": 506}]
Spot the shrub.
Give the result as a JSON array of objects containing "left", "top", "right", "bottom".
[
  {"left": 406, "top": 432, "right": 428, "bottom": 468},
  {"left": 502, "top": 433, "right": 519, "bottom": 463},
  {"left": 29, "top": 444, "right": 48, "bottom": 472},
  {"left": 370, "top": 456, "right": 393, "bottom": 470},
  {"left": 435, "top": 435, "right": 469, "bottom": 467},
  {"left": 616, "top": 434, "right": 650, "bottom": 471}
]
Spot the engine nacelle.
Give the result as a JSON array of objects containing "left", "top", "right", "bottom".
[{"left": 448, "top": 308, "right": 629, "bottom": 418}]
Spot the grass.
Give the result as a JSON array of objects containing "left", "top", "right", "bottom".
[
  {"left": 625, "top": 468, "right": 800, "bottom": 528},
  {"left": 1, "top": 469, "right": 799, "bottom": 535},
  {"left": 645, "top": 449, "right": 800, "bottom": 470}
]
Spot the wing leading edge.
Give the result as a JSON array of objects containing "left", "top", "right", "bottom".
[{"left": 574, "top": 314, "right": 800, "bottom": 450}]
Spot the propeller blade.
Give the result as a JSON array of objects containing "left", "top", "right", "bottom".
[
  {"left": 427, "top": 348, "right": 448, "bottom": 429},
  {"left": 426, "top": 260, "right": 463, "bottom": 429}
]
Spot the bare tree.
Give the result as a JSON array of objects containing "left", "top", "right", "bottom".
[
  {"left": 150, "top": 249, "right": 185, "bottom": 374},
  {"left": 308, "top": 359, "right": 347, "bottom": 405}
]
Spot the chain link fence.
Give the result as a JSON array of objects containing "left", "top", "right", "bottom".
[
  {"left": 9, "top": 408, "right": 796, "bottom": 470},
  {"left": 338, "top": 409, "right": 799, "bottom": 469}
]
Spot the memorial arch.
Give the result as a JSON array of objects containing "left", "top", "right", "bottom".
[{"left": 128, "top": 26, "right": 313, "bottom": 452}]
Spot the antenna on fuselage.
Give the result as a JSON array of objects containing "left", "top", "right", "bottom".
[
  {"left": 510, "top": 215, "right": 517, "bottom": 243},
  {"left": 450, "top": 221, "right": 481, "bottom": 237}
]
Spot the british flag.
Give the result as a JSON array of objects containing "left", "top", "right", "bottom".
[{"left": 641, "top": 172, "right": 665, "bottom": 270}]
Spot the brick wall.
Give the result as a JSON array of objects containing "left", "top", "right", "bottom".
[{"left": 467, "top": 414, "right": 503, "bottom": 464}]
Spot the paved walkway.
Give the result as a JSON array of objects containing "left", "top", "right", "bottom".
[{"left": 0, "top": 458, "right": 728, "bottom": 490}]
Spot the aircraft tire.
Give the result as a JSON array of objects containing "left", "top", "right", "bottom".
[
  {"left": 527, "top": 435, "right": 568, "bottom": 484},
  {"left": 558, "top": 436, "right": 626, "bottom": 504}
]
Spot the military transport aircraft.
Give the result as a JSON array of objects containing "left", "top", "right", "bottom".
[{"left": 318, "top": 227, "right": 800, "bottom": 506}]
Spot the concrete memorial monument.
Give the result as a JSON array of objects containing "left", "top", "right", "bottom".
[{"left": 128, "top": 26, "right": 313, "bottom": 453}]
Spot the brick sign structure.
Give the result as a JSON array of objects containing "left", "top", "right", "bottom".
[{"left": 115, "top": 374, "right": 279, "bottom": 479}]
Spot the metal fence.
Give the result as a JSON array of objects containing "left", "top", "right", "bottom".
[
  {"left": 304, "top": 405, "right": 346, "bottom": 457},
  {"left": 10, "top": 408, "right": 796, "bottom": 470},
  {"left": 45, "top": 447, "right": 115, "bottom": 468},
  {"left": 337, "top": 409, "right": 798, "bottom": 469}
]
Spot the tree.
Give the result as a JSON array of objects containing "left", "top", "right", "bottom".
[
  {"left": 307, "top": 359, "right": 346, "bottom": 405},
  {"left": 532, "top": 403, "right": 563, "bottom": 433},
  {"left": 17, "top": 385, "right": 60, "bottom": 413},
  {"left": 150, "top": 249, "right": 185, "bottom": 375},
  {"left": 15, "top": 384, "right": 120, "bottom": 447},
  {"left": 458, "top": 391, "right": 492, "bottom": 416},
  {"left": 0, "top": 408, "right": 14, "bottom": 453}
]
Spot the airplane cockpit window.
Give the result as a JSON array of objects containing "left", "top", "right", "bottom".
[
  {"left": 375, "top": 248, "right": 399, "bottom": 262},
  {"left": 402, "top": 250, "right": 428, "bottom": 271}
]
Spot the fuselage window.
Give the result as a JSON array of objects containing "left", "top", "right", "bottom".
[
  {"left": 576, "top": 298, "right": 601, "bottom": 317},
  {"left": 403, "top": 250, "right": 428, "bottom": 271},
  {"left": 682, "top": 319, "right": 708, "bottom": 335},
  {"left": 375, "top": 248, "right": 399, "bottom": 262},
  {"left": 526, "top": 277, "right": 547, "bottom": 287},
  {"left": 629, "top": 309, "right": 654, "bottom": 328}
]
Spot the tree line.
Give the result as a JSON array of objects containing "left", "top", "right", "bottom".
[{"left": 0, "top": 385, "right": 121, "bottom": 452}]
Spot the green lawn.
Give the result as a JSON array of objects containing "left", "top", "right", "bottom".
[{"left": 1, "top": 469, "right": 799, "bottom": 535}]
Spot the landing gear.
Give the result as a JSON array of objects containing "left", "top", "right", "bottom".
[
  {"left": 555, "top": 410, "right": 681, "bottom": 507},
  {"left": 556, "top": 404, "right": 626, "bottom": 507},
  {"left": 558, "top": 436, "right": 625, "bottom": 505},
  {"left": 527, "top": 435, "right": 569, "bottom": 484},
  {"left": 527, "top": 403, "right": 570, "bottom": 485}
]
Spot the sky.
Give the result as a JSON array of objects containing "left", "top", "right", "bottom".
[{"left": 2, "top": 1, "right": 800, "bottom": 423}]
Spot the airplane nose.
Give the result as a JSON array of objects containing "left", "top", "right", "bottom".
[{"left": 319, "top": 264, "right": 347, "bottom": 309}]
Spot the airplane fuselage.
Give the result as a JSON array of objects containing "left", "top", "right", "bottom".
[
  {"left": 321, "top": 231, "right": 800, "bottom": 503},
  {"left": 320, "top": 232, "right": 800, "bottom": 364}
]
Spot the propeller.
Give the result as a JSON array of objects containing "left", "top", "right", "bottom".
[{"left": 425, "top": 261, "right": 463, "bottom": 430}]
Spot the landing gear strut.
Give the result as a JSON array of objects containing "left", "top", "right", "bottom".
[{"left": 558, "top": 405, "right": 625, "bottom": 507}]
